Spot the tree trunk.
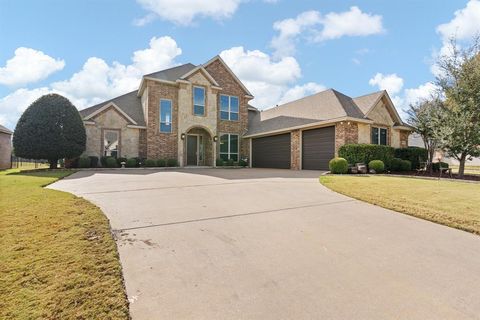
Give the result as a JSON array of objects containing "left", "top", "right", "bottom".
[
  {"left": 458, "top": 153, "right": 467, "bottom": 178},
  {"left": 49, "top": 159, "right": 58, "bottom": 169}
]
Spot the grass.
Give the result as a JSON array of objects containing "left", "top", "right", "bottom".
[
  {"left": 0, "top": 169, "right": 129, "bottom": 319},
  {"left": 320, "top": 175, "right": 480, "bottom": 235},
  {"left": 450, "top": 165, "right": 480, "bottom": 176}
]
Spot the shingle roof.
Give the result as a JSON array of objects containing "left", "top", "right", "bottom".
[
  {"left": 79, "top": 90, "right": 145, "bottom": 126},
  {"left": 0, "top": 124, "right": 13, "bottom": 134},
  {"left": 144, "top": 63, "right": 197, "bottom": 82},
  {"left": 247, "top": 89, "right": 388, "bottom": 136},
  {"left": 352, "top": 90, "right": 385, "bottom": 115}
]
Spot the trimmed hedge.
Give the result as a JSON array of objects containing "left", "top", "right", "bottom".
[
  {"left": 216, "top": 158, "right": 224, "bottom": 166},
  {"left": 394, "top": 147, "right": 427, "bottom": 169},
  {"left": 167, "top": 159, "right": 178, "bottom": 167},
  {"left": 89, "top": 156, "right": 99, "bottom": 168},
  {"left": 126, "top": 158, "right": 137, "bottom": 168},
  {"left": 145, "top": 159, "right": 157, "bottom": 167},
  {"left": 339, "top": 144, "right": 395, "bottom": 169},
  {"left": 390, "top": 158, "right": 403, "bottom": 171},
  {"left": 329, "top": 157, "right": 348, "bottom": 174},
  {"left": 105, "top": 157, "right": 117, "bottom": 168},
  {"left": 368, "top": 160, "right": 385, "bottom": 173},
  {"left": 116, "top": 157, "right": 127, "bottom": 167},
  {"left": 157, "top": 159, "right": 166, "bottom": 167},
  {"left": 400, "top": 159, "right": 412, "bottom": 171},
  {"left": 78, "top": 157, "right": 91, "bottom": 168},
  {"left": 226, "top": 159, "right": 235, "bottom": 166},
  {"left": 432, "top": 162, "right": 449, "bottom": 172},
  {"left": 239, "top": 159, "right": 248, "bottom": 167}
]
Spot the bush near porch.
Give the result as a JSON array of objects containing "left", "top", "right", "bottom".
[{"left": 339, "top": 144, "right": 395, "bottom": 169}]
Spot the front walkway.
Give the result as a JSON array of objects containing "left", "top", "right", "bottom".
[{"left": 50, "top": 168, "right": 480, "bottom": 319}]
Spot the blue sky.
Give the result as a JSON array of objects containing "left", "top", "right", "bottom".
[{"left": 1, "top": 0, "right": 479, "bottom": 129}]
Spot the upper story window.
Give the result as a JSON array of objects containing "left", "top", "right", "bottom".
[
  {"left": 160, "top": 99, "right": 172, "bottom": 133},
  {"left": 371, "top": 127, "right": 387, "bottom": 145},
  {"left": 193, "top": 86, "right": 205, "bottom": 116},
  {"left": 220, "top": 95, "right": 239, "bottom": 121}
]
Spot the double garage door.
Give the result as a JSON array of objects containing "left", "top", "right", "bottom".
[{"left": 252, "top": 126, "right": 335, "bottom": 170}]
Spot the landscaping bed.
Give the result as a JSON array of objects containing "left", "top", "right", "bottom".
[
  {"left": 0, "top": 169, "right": 129, "bottom": 319},
  {"left": 320, "top": 175, "right": 480, "bottom": 235},
  {"left": 391, "top": 170, "right": 480, "bottom": 181}
]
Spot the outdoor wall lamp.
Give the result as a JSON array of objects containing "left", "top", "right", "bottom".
[
  {"left": 181, "top": 133, "right": 186, "bottom": 140},
  {"left": 213, "top": 135, "right": 218, "bottom": 142}
]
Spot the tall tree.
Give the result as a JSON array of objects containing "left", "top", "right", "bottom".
[
  {"left": 406, "top": 99, "right": 441, "bottom": 172},
  {"left": 13, "top": 94, "right": 86, "bottom": 169},
  {"left": 434, "top": 37, "right": 480, "bottom": 177}
]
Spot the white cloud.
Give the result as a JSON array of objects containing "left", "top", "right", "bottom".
[
  {"left": 368, "top": 73, "right": 404, "bottom": 95},
  {"left": 271, "top": 11, "right": 321, "bottom": 58},
  {"left": 0, "top": 36, "right": 181, "bottom": 130},
  {"left": 436, "top": 0, "right": 480, "bottom": 43},
  {"left": 278, "top": 82, "right": 326, "bottom": 105},
  {"left": 135, "top": 0, "right": 242, "bottom": 26},
  {"left": 0, "top": 47, "right": 65, "bottom": 86},
  {"left": 270, "top": 7, "right": 383, "bottom": 58},
  {"left": 404, "top": 82, "right": 439, "bottom": 107},
  {"left": 220, "top": 46, "right": 306, "bottom": 108},
  {"left": 316, "top": 6, "right": 384, "bottom": 41},
  {"left": 52, "top": 36, "right": 181, "bottom": 104}
]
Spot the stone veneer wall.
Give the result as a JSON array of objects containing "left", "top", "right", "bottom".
[
  {"left": 400, "top": 130, "right": 409, "bottom": 147},
  {"left": 290, "top": 130, "right": 301, "bottom": 170},
  {"left": 204, "top": 60, "right": 251, "bottom": 161},
  {"left": 334, "top": 122, "right": 359, "bottom": 155},
  {"left": 146, "top": 80, "right": 178, "bottom": 159},
  {"left": 0, "top": 132, "right": 12, "bottom": 169},
  {"left": 83, "top": 108, "right": 140, "bottom": 158}
]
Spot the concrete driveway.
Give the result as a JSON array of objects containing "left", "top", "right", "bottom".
[{"left": 50, "top": 168, "right": 480, "bottom": 319}]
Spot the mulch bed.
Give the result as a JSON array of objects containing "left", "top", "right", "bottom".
[{"left": 392, "top": 171, "right": 480, "bottom": 181}]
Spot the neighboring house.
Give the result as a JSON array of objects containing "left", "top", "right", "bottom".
[
  {"left": 0, "top": 124, "right": 13, "bottom": 169},
  {"left": 79, "top": 55, "right": 411, "bottom": 170}
]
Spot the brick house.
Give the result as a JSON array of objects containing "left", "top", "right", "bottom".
[
  {"left": 79, "top": 55, "right": 411, "bottom": 170},
  {"left": 0, "top": 124, "right": 13, "bottom": 169}
]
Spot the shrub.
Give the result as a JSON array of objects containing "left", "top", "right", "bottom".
[
  {"left": 105, "top": 157, "right": 117, "bottom": 168},
  {"left": 13, "top": 94, "right": 86, "bottom": 169},
  {"left": 126, "top": 158, "right": 137, "bottom": 168},
  {"left": 394, "top": 147, "right": 427, "bottom": 169},
  {"left": 78, "top": 157, "right": 91, "bottom": 168},
  {"left": 390, "top": 158, "right": 403, "bottom": 172},
  {"left": 239, "top": 159, "right": 248, "bottom": 167},
  {"left": 226, "top": 159, "right": 235, "bottom": 166},
  {"left": 116, "top": 157, "right": 127, "bottom": 167},
  {"left": 399, "top": 159, "right": 412, "bottom": 172},
  {"left": 145, "top": 159, "right": 157, "bottom": 167},
  {"left": 100, "top": 156, "right": 108, "bottom": 167},
  {"left": 157, "top": 159, "right": 166, "bottom": 167},
  {"left": 167, "top": 159, "right": 178, "bottom": 167},
  {"left": 368, "top": 160, "right": 385, "bottom": 173},
  {"left": 339, "top": 144, "right": 395, "bottom": 169},
  {"left": 65, "top": 157, "right": 79, "bottom": 169},
  {"left": 216, "top": 158, "right": 224, "bottom": 166},
  {"left": 432, "top": 162, "right": 449, "bottom": 172},
  {"left": 89, "top": 156, "right": 99, "bottom": 168},
  {"left": 329, "top": 157, "right": 348, "bottom": 174}
]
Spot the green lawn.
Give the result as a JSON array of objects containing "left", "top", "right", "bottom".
[
  {"left": 0, "top": 169, "right": 129, "bottom": 319},
  {"left": 450, "top": 165, "right": 480, "bottom": 176},
  {"left": 320, "top": 175, "right": 480, "bottom": 235}
]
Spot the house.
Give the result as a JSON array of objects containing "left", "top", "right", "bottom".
[
  {"left": 79, "top": 55, "right": 412, "bottom": 170},
  {"left": 0, "top": 124, "right": 13, "bottom": 169}
]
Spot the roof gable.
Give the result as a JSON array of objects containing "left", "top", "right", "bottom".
[
  {"left": 353, "top": 90, "right": 403, "bottom": 125},
  {"left": 180, "top": 66, "right": 220, "bottom": 87},
  {"left": 203, "top": 56, "right": 253, "bottom": 97}
]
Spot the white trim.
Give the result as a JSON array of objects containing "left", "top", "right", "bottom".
[
  {"left": 193, "top": 85, "right": 206, "bottom": 116},
  {"left": 83, "top": 120, "right": 95, "bottom": 125},
  {"left": 212, "top": 85, "right": 223, "bottom": 91},
  {"left": 176, "top": 79, "right": 190, "bottom": 84},
  {"left": 219, "top": 94, "right": 240, "bottom": 121},
  {"left": 83, "top": 102, "right": 137, "bottom": 125},
  {"left": 159, "top": 98, "right": 173, "bottom": 133},
  {"left": 393, "top": 125, "right": 414, "bottom": 131},
  {"left": 203, "top": 55, "right": 254, "bottom": 97},
  {"left": 245, "top": 94, "right": 254, "bottom": 99},
  {"left": 180, "top": 66, "right": 220, "bottom": 87},
  {"left": 244, "top": 116, "right": 373, "bottom": 138},
  {"left": 126, "top": 125, "right": 147, "bottom": 129},
  {"left": 219, "top": 133, "right": 239, "bottom": 161}
]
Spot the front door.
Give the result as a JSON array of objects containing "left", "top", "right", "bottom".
[{"left": 187, "top": 135, "right": 198, "bottom": 166}]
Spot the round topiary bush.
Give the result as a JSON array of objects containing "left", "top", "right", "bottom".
[
  {"left": 368, "top": 160, "right": 385, "bottom": 173},
  {"left": 105, "top": 157, "right": 117, "bottom": 168},
  {"left": 399, "top": 159, "right": 412, "bottom": 172},
  {"left": 145, "top": 159, "right": 157, "bottom": 167},
  {"left": 329, "top": 157, "right": 348, "bottom": 174},
  {"left": 157, "top": 159, "right": 166, "bottom": 167},
  {"left": 126, "top": 158, "right": 137, "bottom": 168},
  {"left": 390, "top": 158, "right": 403, "bottom": 172},
  {"left": 78, "top": 157, "right": 91, "bottom": 168}
]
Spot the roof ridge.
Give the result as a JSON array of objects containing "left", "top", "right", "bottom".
[
  {"left": 353, "top": 90, "right": 385, "bottom": 100},
  {"left": 144, "top": 63, "right": 196, "bottom": 77},
  {"left": 79, "top": 90, "right": 138, "bottom": 112}
]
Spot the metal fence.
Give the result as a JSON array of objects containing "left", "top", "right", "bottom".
[{"left": 10, "top": 156, "right": 48, "bottom": 169}]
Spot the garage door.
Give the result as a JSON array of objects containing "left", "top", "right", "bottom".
[
  {"left": 252, "top": 133, "right": 291, "bottom": 169},
  {"left": 302, "top": 126, "right": 335, "bottom": 170}
]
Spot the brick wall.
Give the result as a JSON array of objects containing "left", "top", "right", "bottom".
[
  {"left": 204, "top": 59, "right": 251, "bottom": 160},
  {"left": 290, "top": 130, "right": 301, "bottom": 170},
  {"left": 335, "top": 122, "right": 359, "bottom": 155},
  {"left": 146, "top": 80, "right": 178, "bottom": 159}
]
